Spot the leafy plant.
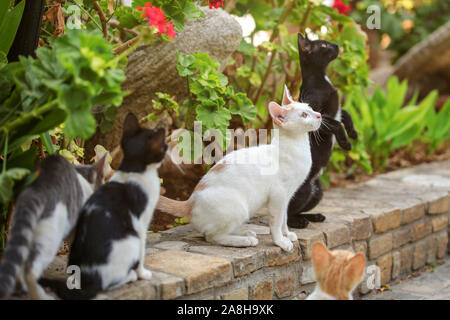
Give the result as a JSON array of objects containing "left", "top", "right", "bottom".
[
  {"left": 229, "top": 0, "right": 370, "bottom": 127},
  {"left": 342, "top": 76, "right": 442, "bottom": 170},
  {"left": 424, "top": 99, "right": 450, "bottom": 152},
  {"left": 0, "top": 29, "right": 129, "bottom": 250},
  {"left": 176, "top": 51, "right": 257, "bottom": 145},
  {"left": 0, "top": 0, "right": 25, "bottom": 60},
  {"left": 352, "top": 0, "right": 450, "bottom": 61}
]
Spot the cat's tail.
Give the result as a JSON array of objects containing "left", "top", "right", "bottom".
[
  {"left": 0, "top": 192, "right": 43, "bottom": 299},
  {"left": 38, "top": 275, "right": 101, "bottom": 300},
  {"left": 156, "top": 196, "right": 192, "bottom": 219}
]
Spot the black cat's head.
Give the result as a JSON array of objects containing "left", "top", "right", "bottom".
[
  {"left": 298, "top": 33, "right": 339, "bottom": 70},
  {"left": 119, "top": 113, "right": 167, "bottom": 173}
]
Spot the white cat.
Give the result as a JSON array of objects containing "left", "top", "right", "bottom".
[{"left": 157, "top": 85, "right": 321, "bottom": 251}]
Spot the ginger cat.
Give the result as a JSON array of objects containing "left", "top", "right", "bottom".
[{"left": 307, "top": 242, "right": 366, "bottom": 300}]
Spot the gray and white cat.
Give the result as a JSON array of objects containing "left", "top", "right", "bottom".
[{"left": 0, "top": 154, "right": 110, "bottom": 300}]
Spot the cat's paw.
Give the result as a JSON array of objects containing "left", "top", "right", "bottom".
[
  {"left": 246, "top": 236, "right": 259, "bottom": 246},
  {"left": 243, "top": 230, "right": 257, "bottom": 238},
  {"left": 340, "top": 140, "right": 352, "bottom": 151},
  {"left": 275, "top": 237, "right": 293, "bottom": 252},
  {"left": 287, "top": 216, "right": 309, "bottom": 229},
  {"left": 304, "top": 213, "right": 326, "bottom": 222},
  {"left": 138, "top": 268, "right": 153, "bottom": 281},
  {"left": 348, "top": 130, "right": 358, "bottom": 140},
  {"left": 285, "top": 231, "right": 298, "bottom": 242}
]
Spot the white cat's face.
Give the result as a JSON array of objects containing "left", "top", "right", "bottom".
[{"left": 269, "top": 85, "right": 321, "bottom": 133}]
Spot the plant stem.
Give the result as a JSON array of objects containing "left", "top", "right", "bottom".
[
  {"left": 300, "top": 2, "right": 314, "bottom": 32},
  {"left": 0, "top": 100, "right": 58, "bottom": 134},
  {"left": 252, "top": 0, "right": 296, "bottom": 104},
  {"left": 93, "top": 0, "right": 108, "bottom": 39},
  {"left": 76, "top": 1, "right": 103, "bottom": 32},
  {"left": 113, "top": 35, "right": 143, "bottom": 57},
  {"left": 2, "top": 133, "right": 7, "bottom": 174}
]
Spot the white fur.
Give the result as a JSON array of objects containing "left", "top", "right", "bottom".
[
  {"left": 190, "top": 87, "right": 321, "bottom": 251},
  {"left": 24, "top": 175, "right": 95, "bottom": 300},
  {"left": 26, "top": 203, "right": 74, "bottom": 299},
  {"left": 89, "top": 164, "right": 160, "bottom": 289},
  {"left": 307, "top": 286, "right": 339, "bottom": 300}
]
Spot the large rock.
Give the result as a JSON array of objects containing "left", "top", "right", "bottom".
[
  {"left": 393, "top": 21, "right": 450, "bottom": 99},
  {"left": 86, "top": 7, "right": 243, "bottom": 164}
]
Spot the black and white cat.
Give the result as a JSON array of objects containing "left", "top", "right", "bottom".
[
  {"left": 40, "top": 113, "right": 167, "bottom": 300},
  {"left": 287, "top": 33, "right": 358, "bottom": 229},
  {"left": 0, "top": 154, "right": 110, "bottom": 300}
]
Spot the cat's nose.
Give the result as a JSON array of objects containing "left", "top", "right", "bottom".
[{"left": 316, "top": 113, "right": 321, "bottom": 119}]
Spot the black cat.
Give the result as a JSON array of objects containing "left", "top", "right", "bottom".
[{"left": 287, "top": 33, "right": 358, "bottom": 229}]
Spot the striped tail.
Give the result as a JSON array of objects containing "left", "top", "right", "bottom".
[{"left": 0, "top": 194, "right": 43, "bottom": 299}]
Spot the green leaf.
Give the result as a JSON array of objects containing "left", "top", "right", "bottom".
[
  {"left": 196, "top": 104, "right": 231, "bottom": 132},
  {"left": 27, "top": 109, "right": 68, "bottom": 136},
  {"left": 0, "top": 173, "right": 13, "bottom": 204},
  {"left": 115, "top": 6, "right": 143, "bottom": 29},
  {"left": 0, "top": 0, "right": 10, "bottom": 24},
  {"left": 40, "top": 132, "right": 55, "bottom": 155},
  {"left": 7, "top": 146, "right": 37, "bottom": 171},
  {"left": 64, "top": 108, "right": 97, "bottom": 140},
  {"left": 230, "top": 93, "right": 257, "bottom": 125},
  {"left": 0, "top": 0, "right": 25, "bottom": 55}
]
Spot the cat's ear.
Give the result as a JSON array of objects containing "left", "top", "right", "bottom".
[
  {"left": 282, "top": 84, "right": 294, "bottom": 106},
  {"left": 312, "top": 242, "right": 331, "bottom": 270},
  {"left": 298, "top": 33, "right": 311, "bottom": 54},
  {"left": 95, "top": 153, "right": 113, "bottom": 180},
  {"left": 268, "top": 101, "right": 288, "bottom": 126},
  {"left": 345, "top": 253, "right": 366, "bottom": 284},
  {"left": 149, "top": 128, "right": 167, "bottom": 153},
  {"left": 122, "top": 113, "right": 140, "bottom": 139}
]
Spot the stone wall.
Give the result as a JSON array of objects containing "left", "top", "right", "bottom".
[{"left": 44, "top": 161, "right": 450, "bottom": 300}]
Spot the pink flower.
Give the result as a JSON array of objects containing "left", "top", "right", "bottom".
[
  {"left": 333, "top": 0, "right": 351, "bottom": 15},
  {"left": 137, "top": 2, "right": 176, "bottom": 39}
]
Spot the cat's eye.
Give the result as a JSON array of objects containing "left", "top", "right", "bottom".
[
  {"left": 321, "top": 44, "right": 327, "bottom": 48},
  {"left": 301, "top": 112, "right": 308, "bottom": 118}
]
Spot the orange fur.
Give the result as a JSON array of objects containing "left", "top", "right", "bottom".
[
  {"left": 157, "top": 196, "right": 193, "bottom": 220},
  {"left": 210, "top": 163, "right": 226, "bottom": 173},
  {"left": 311, "top": 242, "right": 365, "bottom": 300}
]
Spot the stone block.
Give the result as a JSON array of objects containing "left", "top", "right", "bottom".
[
  {"left": 294, "top": 229, "right": 324, "bottom": 261},
  {"left": 145, "top": 250, "right": 232, "bottom": 295},
  {"left": 392, "top": 251, "right": 401, "bottom": 279},
  {"left": 431, "top": 215, "right": 448, "bottom": 232},
  {"left": 392, "top": 227, "right": 412, "bottom": 248},
  {"left": 222, "top": 287, "right": 249, "bottom": 300},
  {"left": 368, "top": 233, "right": 393, "bottom": 259},
  {"left": 189, "top": 245, "right": 265, "bottom": 277},
  {"left": 274, "top": 275, "right": 295, "bottom": 298},
  {"left": 376, "top": 253, "right": 393, "bottom": 286},
  {"left": 411, "top": 220, "right": 432, "bottom": 241},
  {"left": 428, "top": 194, "right": 450, "bottom": 214},
  {"left": 412, "top": 240, "right": 427, "bottom": 270},
  {"left": 252, "top": 280, "right": 273, "bottom": 300}
]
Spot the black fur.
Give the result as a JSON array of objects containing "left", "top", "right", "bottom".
[
  {"left": 287, "top": 34, "right": 357, "bottom": 229},
  {"left": 40, "top": 113, "right": 167, "bottom": 299}
]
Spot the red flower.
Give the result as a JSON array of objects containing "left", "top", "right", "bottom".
[
  {"left": 333, "top": 0, "right": 351, "bottom": 15},
  {"left": 137, "top": 2, "right": 176, "bottom": 39},
  {"left": 209, "top": 0, "right": 228, "bottom": 9}
]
